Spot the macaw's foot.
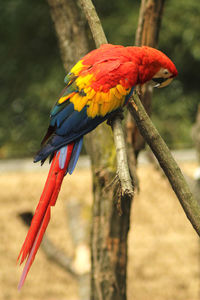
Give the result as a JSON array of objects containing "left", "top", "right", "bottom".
[{"left": 106, "top": 109, "right": 124, "bottom": 127}]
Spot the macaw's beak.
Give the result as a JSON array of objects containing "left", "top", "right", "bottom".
[{"left": 152, "top": 77, "right": 173, "bottom": 88}]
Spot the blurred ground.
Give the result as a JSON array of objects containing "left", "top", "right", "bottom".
[{"left": 0, "top": 160, "right": 199, "bottom": 300}]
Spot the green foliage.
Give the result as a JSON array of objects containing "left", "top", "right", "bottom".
[
  {"left": 0, "top": 0, "right": 199, "bottom": 158},
  {"left": 96, "top": 0, "right": 200, "bottom": 149},
  {"left": 0, "top": 0, "right": 64, "bottom": 158},
  {"left": 154, "top": 0, "right": 200, "bottom": 148}
]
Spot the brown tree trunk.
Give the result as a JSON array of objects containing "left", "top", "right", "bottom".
[
  {"left": 46, "top": 3, "right": 200, "bottom": 299},
  {"left": 89, "top": 125, "right": 132, "bottom": 300},
  {"left": 47, "top": 1, "right": 133, "bottom": 299},
  {"left": 47, "top": 0, "right": 92, "bottom": 70},
  {"left": 126, "top": 0, "right": 165, "bottom": 159},
  {"left": 78, "top": 1, "right": 133, "bottom": 298}
]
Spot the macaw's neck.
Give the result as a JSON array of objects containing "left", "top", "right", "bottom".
[
  {"left": 127, "top": 46, "right": 170, "bottom": 84},
  {"left": 126, "top": 46, "right": 162, "bottom": 84}
]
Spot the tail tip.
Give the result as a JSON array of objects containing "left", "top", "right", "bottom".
[{"left": 33, "top": 155, "right": 40, "bottom": 163}]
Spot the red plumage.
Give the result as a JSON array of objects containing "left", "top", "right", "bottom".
[
  {"left": 81, "top": 44, "right": 177, "bottom": 91},
  {"left": 18, "top": 143, "right": 74, "bottom": 289},
  {"left": 18, "top": 43, "right": 177, "bottom": 289}
]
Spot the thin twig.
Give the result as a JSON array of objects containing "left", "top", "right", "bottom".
[
  {"left": 112, "top": 116, "right": 134, "bottom": 197},
  {"left": 79, "top": 0, "right": 134, "bottom": 199},
  {"left": 40, "top": 236, "right": 78, "bottom": 277},
  {"left": 79, "top": 0, "right": 107, "bottom": 47},
  {"left": 128, "top": 92, "right": 200, "bottom": 236}
]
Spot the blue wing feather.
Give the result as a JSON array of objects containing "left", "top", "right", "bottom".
[
  {"left": 67, "top": 137, "right": 83, "bottom": 174},
  {"left": 50, "top": 102, "right": 75, "bottom": 127},
  {"left": 34, "top": 85, "right": 135, "bottom": 163},
  {"left": 34, "top": 106, "right": 110, "bottom": 162}
]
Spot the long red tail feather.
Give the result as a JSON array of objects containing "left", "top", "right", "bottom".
[{"left": 18, "top": 143, "right": 74, "bottom": 289}]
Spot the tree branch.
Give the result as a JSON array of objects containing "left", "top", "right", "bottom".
[
  {"left": 111, "top": 116, "right": 133, "bottom": 197},
  {"left": 135, "top": 0, "right": 165, "bottom": 47},
  {"left": 79, "top": 1, "right": 133, "bottom": 298},
  {"left": 79, "top": 0, "right": 107, "bottom": 47},
  {"left": 126, "top": 0, "right": 166, "bottom": 191},
  {"left": 128, "top": 92, "right": 200, "bottom": 236},
  {"left": 79, "top": 0, "right": 134, "bottom": 199}
]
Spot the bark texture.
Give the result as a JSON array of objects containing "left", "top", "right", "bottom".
[
  {"left": 47, "top": 0, "right": 133, "bottom": 299},
  {"left": 126, "top": 0, "right": 165, "bottom": 158},
  {"left": 89, "top": 126, "right": 132, "bottom": 300},
  {"left": 86, "top": 119, "right": 132, "bottom": 300},
  {"left": 47, "top": 0, "right": 93, "bottom": 70},
  {"left": 47, "top": 1, "right": 92, "bottom": 299},
  {"left": 135, "top": 0, "right": 165, "bottom": 47},
  {"left": 79, "top": 0, "right": 133, "bottom": 298}
]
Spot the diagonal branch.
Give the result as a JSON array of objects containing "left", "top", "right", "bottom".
[
  {"left": 79, "top": 0, "right": 134, "bottom": 198},
  {"left": 79, "top": 0, "right": 107, "bottom": 48},
  {"left": 128, "top": 92, "right": 200, "bottom": 236},
  {"left": 111, "top": 115, "right": 134, "bottom": 197},
  {"left": 126, "top": 0, "right": 166, "bottom": 191}
]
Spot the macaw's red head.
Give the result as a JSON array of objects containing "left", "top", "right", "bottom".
[{"left": 132, "top": 46, "right": 178, "bottom": 88}]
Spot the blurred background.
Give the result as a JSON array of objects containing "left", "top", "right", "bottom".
[
  {"left": 0, "top": 0, "right": 200, "bottom": 300},
  {"left": 1, "top": 0, "right": 200, "bottom": 158}
]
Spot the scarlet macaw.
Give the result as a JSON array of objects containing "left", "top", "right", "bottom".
[{"left": 18, "top": 44, "right": 178, "bottom": 288}]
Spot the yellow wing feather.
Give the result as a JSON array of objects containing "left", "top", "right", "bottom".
[
  {"left": 93, "top": 92, "right": 101, "bottom": 103},
  {"left": 68, "top": 82, "right": 130, "bottom": 118},
  {"left": 87, "top": 102, "right": 100, "bottom": 118},
  {"left": 58, "top": 92, "right": 76, "bottom": 104},
  {"left": 70, "top": 60, "right": 85, "bottom": 76},
  {"left": 61, "top": 57, "right": 133, "bottom": 118},
  {"left": 59, "top": 57, "right": 132, "bottom": 118},
  {"left": 75, "top": 74, "right": 93, "bottom": 90},
  {"left": 69, "top": 94, "right": 88, "bottom": 111},
  {"left": 112, "top": 87, "right": 122, "bottom": 99},
  {"left": 100, "top": 102, "right": 111, "bottom": 116},
  {"left": 60, "top": 63, "right": 131, "bottom": 118},
  {"left": 116, "top": 84, "right": 128, "bottom": 95}
]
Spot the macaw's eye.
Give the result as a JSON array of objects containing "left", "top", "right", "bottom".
[{"left": 152, "top": 77, "right": 166, "bottom": 84}]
